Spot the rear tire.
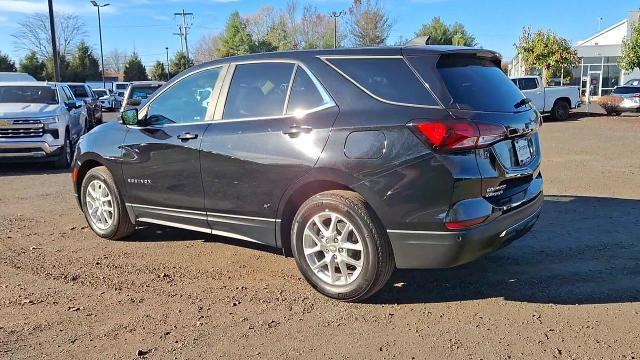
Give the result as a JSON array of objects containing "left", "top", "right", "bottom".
[
  {"left": 81, "top": 166, "right": 135, "bottom": 240},
  {"left": 291, "top": 190, "right": 395, "bottom": 302},
  {"left": 551, "top": 100, "right": 570, "bottom": 121}
]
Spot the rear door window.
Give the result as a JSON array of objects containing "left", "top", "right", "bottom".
[
  {"left": 434, "top": 56, "right": 526, "bottom": 113},
  {"left": 325, "top": 57, "right": 439, "bottom": 107},
  {"left": 519, "top": 78, "right": 538, "bottom": 91},
  {"left": 223, "top": 62, "right": 295, "bottom": 120},
  {"left": 286, "top": 66, "right": 333, "bottom": 115}
]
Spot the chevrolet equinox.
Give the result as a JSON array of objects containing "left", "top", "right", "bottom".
[{"left": 72, "top": 45, "right": 543, "bottom": 301}]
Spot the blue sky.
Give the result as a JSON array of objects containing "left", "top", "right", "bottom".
[{"left": 0, "top": 0, "right": 638, "bottom": 68}]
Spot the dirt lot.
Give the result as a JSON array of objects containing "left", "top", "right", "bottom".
[{"left": 1, "top": 113, "right": 639, "bottom": 359}]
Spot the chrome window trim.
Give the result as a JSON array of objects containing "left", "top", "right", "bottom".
[
  {"left": 217, "top": 59, "right": 337, "bottom": 122},
  {"left": 318, "top": 55, "right": 443, "bottom": 110},
  {"left": 137, "top": 64, "right": 227, "bottom": 124}
]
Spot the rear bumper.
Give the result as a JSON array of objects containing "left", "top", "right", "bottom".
[{"left": 388, "top": 192, "right": 543, "bottom": 269}]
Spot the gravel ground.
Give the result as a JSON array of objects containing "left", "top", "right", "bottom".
[{"left": 1, "top": 112, "right": 639, "bottom": 359}]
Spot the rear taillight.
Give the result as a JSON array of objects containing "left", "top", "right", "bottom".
[
  {"left": 410, "top": 119, "right": 507, "bottom": 151},
  {"left": 445, "top": 215, "right": 488, "bottom": 230}
]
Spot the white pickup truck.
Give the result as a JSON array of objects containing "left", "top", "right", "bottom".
[{"left": 511, "top": 76, "right": 581, "bottom": 121}]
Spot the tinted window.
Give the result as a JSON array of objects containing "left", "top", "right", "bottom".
[
  {"left": 436, "top": 56, "right": 526, "bottom": 112},
  {"left": 129, "top": 86, "right": 162, "bottom": 100},
  {"left": 286, "top": 67, "right": 331, "bottom": 115},
  {"left": 224, "top": 62, "right": 295, "bottom": 120},
  {"left": 63, "top": 86, "right": 75, "bottom": 101},
  {"left": 612, "top": 86, "right": 640, "bottom": 95},
  {"left": 146, "top": 68, "right": 220, "bottom": 125},
  {"left": 519, "top": 78, "right": 538, "bottom": 91},
  {"left": 0, "top": 86, "right": 58, "bottom": 104},
  {"left": 93, "top": 90, "right": 108, "bottom": 97},
  {"left": 115, "top": 83, "right": 129, "bottom": 90},
  {"left": 69, "top": 85, "right": 89, "bottom": 98},
  {"left": 327, "top": 58, "right": 438, "bottom": 106}
]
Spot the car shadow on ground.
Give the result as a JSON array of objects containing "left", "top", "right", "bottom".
[
  {"left": 0, "top": 162, "right": 70, "bottom": 177},
  {"left": 370, "top": 195, "right": 640, "bottom": 305}
]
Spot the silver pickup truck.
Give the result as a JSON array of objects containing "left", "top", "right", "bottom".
[
  {"left": 0, "top": 82, "right": 88, "bottom": 168},
  {"left": 511, "top": 76, "right": 581, "bottom": 121}
]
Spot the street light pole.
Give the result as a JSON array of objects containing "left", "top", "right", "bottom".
[
  {"left": 165, "top": 47, "right": 170, "bottom": 81},
  {"left": 90, "top": 1, "right": 110, "bottom": 89},
  {"left": 47, "top": 0, "right": 60, "bottom": 82},
  {"left": 329, "top": 11, "right": 346, "bottom": 49}
]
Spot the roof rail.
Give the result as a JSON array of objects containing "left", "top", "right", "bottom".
[{"left": 406, "top": 36, "right": 431, "bottom": 46}]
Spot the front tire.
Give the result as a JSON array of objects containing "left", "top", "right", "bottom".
[
  {"left": 81, "top": 166, "right": 135, "bottom": 240},
  {"left": 54, "top": 131, "right": 72, "bottom": 169},
  {"left": 551, "top": 100, "right": 570, "bottom": 121},
  {"left": 291, "top": 190, "right": 395, "bottom": 302}
]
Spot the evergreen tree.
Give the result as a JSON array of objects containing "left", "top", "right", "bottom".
[
  {"left": 0, "top": 52, "right": 17, "bottom": 72},
  {"left": 43, "top": 53, "right": 70, "bottom": 81},
  {"left": 415, "top": 17, "right": 477, "bottom": 47},
  {"left": 68, "top": 40, "right": 101, "bottom": 82},
  {"left": 169, "top": 51, "right": 194, "bottom": 77},
  {"left": 149, "top": 61, "right": 168, "bottom": 81},
  {"left": 123, "top": 52, "right": 148, "bottom": 81},
  {"left": 19, "top": 51, "right": 45, "bottom": 80},
  {"left": 217, "top": 11, "right": 255, "bottom": 57}
]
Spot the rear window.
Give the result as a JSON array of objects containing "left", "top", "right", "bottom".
[
  {"left": 326, "top": 57, "right": 439, "bottom": 106},
  {"left": 612, "top": 87, "right": 640, "bottom": 95},
  {"left": 93, "top": 90, "right": 108, "bottom": 97},
  {"left": 129, "top": 86, "right": 161, "bottom": 100},
  {"left": 69, "top": 85, "right": 89, "bottom": 98},
  {"left": 0, "top": 86, "right": 58, "bottom": 104},
  {"left": 435, "top": 56, "right": 526, "bottom": 112}
]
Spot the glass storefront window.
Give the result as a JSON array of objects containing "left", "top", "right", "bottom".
[
  {"left": 582, "top": 57, "right": 603, "bottom": 65},
  {"left": 604, "top": 56, "right": 619, "bottom": 64},
  {"left": 602, "top": 65, "right": 621, "bottom": 89}
]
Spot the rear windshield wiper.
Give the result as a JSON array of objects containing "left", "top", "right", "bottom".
[{"left": 514, "top": 98, "right": 532, "bottom": 109}]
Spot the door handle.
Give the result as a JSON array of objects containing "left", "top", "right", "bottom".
[
  {"left": 282, "top": 125, "right": 312, "bottom": 138},
  {"left": 177, "top": 132, "right": 198, "bottom": 140}
]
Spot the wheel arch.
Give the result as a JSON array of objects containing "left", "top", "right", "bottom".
[
  {"left": 553, "top": 96, "right": 571, "bottom": 108},
  {"left": 277, "top": 173, "right": 360, "bottom": 257}
]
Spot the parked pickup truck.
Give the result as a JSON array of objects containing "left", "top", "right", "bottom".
[
  {"left": 0, "top": 82, "right": 88, "bottom": 168},
  {"left": 511, "top": 76, "right": 580, "bottom": 121}
]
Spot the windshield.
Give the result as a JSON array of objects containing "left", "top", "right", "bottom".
[
  {"left": 93, "top": 90, "right": 108, "bottom": 97},
  {"left": 0, "top": 86, "right": 58, "bottom": 104},
  {"left": 435, "top": 56, "right": 526, "bottom": 113},
  {"left": 129, "top": 86, "right": 161, "bottom": 100},
  {"left": 612, "top": 87, "right": 640, "bottom": 95}
]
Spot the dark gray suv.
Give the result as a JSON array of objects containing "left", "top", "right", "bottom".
[{"left": 72, "top": 45, "right": 543, "bottom": 301}]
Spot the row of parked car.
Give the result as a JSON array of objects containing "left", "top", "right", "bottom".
[{"left": 0, "top": 72, "right": 164, "bottom": 168}]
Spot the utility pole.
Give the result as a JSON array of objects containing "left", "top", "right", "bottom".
[
  {"left": 47, "top": 0, "right": 61, "bottom": 82},
  {"left": 90, "top": 1, "right": 110, "bottom": 89},
  {"left": 165, "top": 47, "right": 170, "bottom": 81},
  {"left": 173, "top": 27, "right": 184, "bottom": 53},
  {"left": 174, "top": 9, "right": 193, "bottom": 60},
  {"left": 329, "top": 11, "right": 346, "bottom": 49}
]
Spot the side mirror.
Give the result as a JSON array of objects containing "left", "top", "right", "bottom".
[
  {"left": 126, "top": 98, "right": 142, "bottom": 107},
  {"left": 121, "top": 108, "right": 139, "bottom": 126}
]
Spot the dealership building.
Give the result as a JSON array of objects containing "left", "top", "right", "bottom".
[{"left": 509, "top": 10, "right": 640, "bottom": 97}]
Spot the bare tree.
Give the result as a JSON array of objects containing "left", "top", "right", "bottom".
[
  {"left": 105, "top": 49, "right": 129, "bottom": 73},
  {"left": 12, "top": 13, "right": 86, "bottom": 59},
  {"left": 193, "top": 34, "right": 222, "bottom": 64},
  {"left": 299, "top": 4, "right": 335, "bottom": 49},
  {"left": 347, "top": 0, "right": 393, "bottom": 47},
  {"left": 245, "top": 6, "right": 276, "bottom": 43}
]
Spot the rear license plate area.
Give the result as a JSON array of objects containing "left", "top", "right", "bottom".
[{"left": 513, "top": 137, "right": 532, "bottom": 166}]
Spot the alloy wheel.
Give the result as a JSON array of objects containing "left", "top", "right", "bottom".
[
  {"left": 302, "top": 212, "right": 364, "bottom": 285},
  {"left": 85, "top": 179, "right": 115, "bottom": 230}
]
